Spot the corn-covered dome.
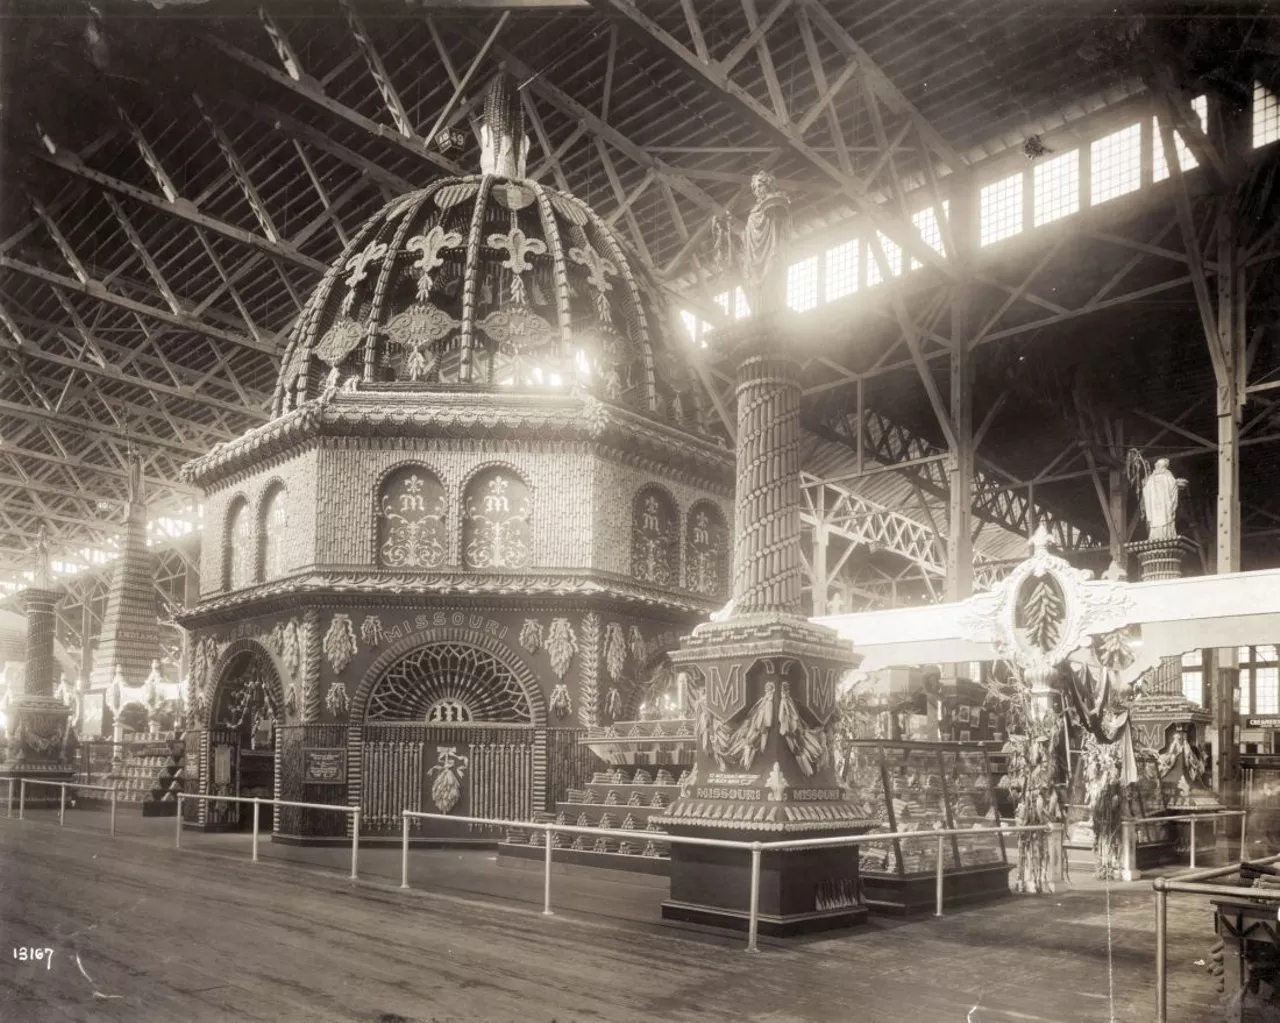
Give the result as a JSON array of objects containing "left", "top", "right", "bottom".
[{"left": 273, "top": 76, "right": 711, "bottom": 437}]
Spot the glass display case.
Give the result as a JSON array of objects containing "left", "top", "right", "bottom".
[{"left": 844, "top": 740, "right": 1011, "bottom": 913}]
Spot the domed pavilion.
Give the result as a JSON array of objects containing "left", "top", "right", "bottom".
[{"left": 176, "top": 77, "right": 734, "bottom": 840}]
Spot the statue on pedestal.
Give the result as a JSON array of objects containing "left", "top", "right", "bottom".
[
  {"left": 1128, "top": 451, "right": 1188, "bottom": 541},
  {"left": 32, "top": 526, "right": 52, "bottom": 590},
  {"left": 712, "top": 170, "right": 792, "bottom": 318}
]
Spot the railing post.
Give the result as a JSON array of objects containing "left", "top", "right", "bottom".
[
  {"left": 59, "top": 784, "right": 66, "bottom": 827},
  {"left": 19, "top": 779, "right": 25, "bottom": 820},
  {"left": 1154, "top": 879, "right": 1168, "bottom": 1023},
  {"left": 175, "top": 793, "right": 183, "bottom": 846},
  {"left": 111, "top": 785, "right": 117, "bottom": 837},
  {"left": 350, "top": 808, "right": 360, "bottom": 880},
  {"left": 1241, "top": 810, "right": 1248, "bottom": 858},
  {"left": 542, "top": 825, "right": 554, "bottom": 916},
  {"left": 400, "top": 814, "right": 410, "bottom": 889},
  {"left": 747, "top": 843, "right": 762, "bottom": 953},
  {"left": 935, "top": 831, "right": 945, "bottom": 917},
  {"left": 252, "top": 798, "right": 260, "bottom": 863},
  {"left": 1189, "top": 818, "right": 1197, "bottom": 869}
]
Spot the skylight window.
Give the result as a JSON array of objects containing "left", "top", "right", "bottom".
[
  {"left": 865, "top": 233, "right": 902, "bottom": 285},
  {"left": 979, "top": 173, "right": 1023, "bottom": 246},
  {"left": 786, "top": 256, "right": 820, "bottom": 312},
  {"left": 1032, "top": 150, "right": 1079, "bottom": 226},
  {"left": 1254, "top": 82, "right": 1280, "bottom": 149},
  {"left": 825, "top": 240, "right": 859, "bottom": 300},
  {"left": 909, "top": 201, "right": 949, "bottom": 269},
  {"left": 1153, "top": 95, "right": 1207, "bottom": 182},
  {"left": 1091, "top": 123, "right": 1142, "bottom": 203}
]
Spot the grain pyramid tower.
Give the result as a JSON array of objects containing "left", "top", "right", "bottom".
[{"left": 90, "top": 448, "right": 159, "bottom": 693}]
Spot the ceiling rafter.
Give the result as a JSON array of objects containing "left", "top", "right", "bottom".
[{"left": 586, "top": 0, "right": 957, "bottom": 279}]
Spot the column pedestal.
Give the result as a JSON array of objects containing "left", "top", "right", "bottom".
[
  {"left": 1128, "top": 536, "right": 1197, "bottom": 581},
  {"left": 1, "top": 586, "right": 75, "bottom": 804}
]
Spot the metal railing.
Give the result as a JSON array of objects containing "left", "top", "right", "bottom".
[
  {"left": 12, "top": 777, "right": 123, "bottom": 835},
  {"left": 1152, "top": 852, "right": 1280, "bottom": 1022},
  {"left": 174, "top": 793, "right": 361, "bottom": 879},
  {"left": 400, "top": 809, "right": 1056, "bottom": 952},
  {"left": 1127, "top": 809, "right": 1247, "bottom": 870}
]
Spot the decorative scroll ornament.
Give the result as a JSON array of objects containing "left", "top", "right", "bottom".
[
  {"left": 383, "top": 303, "right": 458, "bottom": 381},
  {"left": 323, "top": 614, "right": 358, "bottom": 675},
  {"left": 432, "top": 182, "right": 479, "bottom": 209},
  {"left": 314, "top": 317, "right": 364, "bottom": 369},
  {"left": 405, "top": 225, "right": 462, "bottom": 300},
  {"left": 324, "top": 681, "right": 349, "bottom": 718},
  {"left": 360, "top": 615, "right": 385, "bottom": 648},
  {"left": 464, "top": 474, "right": 531, "bottom": 569},
  {"left": 488, "top": 228, "right": 546, "bottom": 305},
  {"left": 478, "top": 307, "right": 554, "bottom": 362},
  {"left": 428, "top": 746, "right": 469, "bottom": 814},
  {"left": 550, "top": 684, "right": 572, "bottom": 721},
  {"left": 578, "top": 612, "right": 600, "bottom": 728},
  {"left": 958, "top": 524, "right": 1134, "bottom": 689},
  {"left": 341, "top": 239, "right": 388, "bottom": 314},
  {"left": 546, "top": 618, "right": 578, "bottom": 680},
  {"left": 631, "top": 492, "right": 677, "bottom": 587},
  {"left": 519, "top": 618, "right": 544, "bottom": 654},
  {"left": 569, "top": 243, "right": 617, "bottom": 323},
  {"left": 604, "top": 622, "right": 627, "bottom": 683},
  {"left": 380, "top": 473, "right": 447, "bottom": 568},
  {"left": 687, "top": 505, "right": 729, "bottom": 598}
]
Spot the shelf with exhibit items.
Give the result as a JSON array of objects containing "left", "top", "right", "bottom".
[{"left": 841, "top": 739, "right": 1011, "bottom": 914}]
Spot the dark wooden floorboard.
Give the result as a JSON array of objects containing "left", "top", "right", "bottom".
[{"left": 0, "top": 814, "right": 1230, "bottom": 1022}]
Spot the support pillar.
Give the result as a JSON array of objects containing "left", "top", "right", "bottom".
[
  {"left": 660, "top": 310, "right": 873, "bottom": 936},
  {"left": 811, "top": 521, "right": 829, "bottom": 616},
  {"left": 1108, "top": 467, "right": 1128, "bottom": 573},
  {"left": 946, "top": 293, "right": 973, "bottom": 603},
  {"left": 1, "top": 582, "right": 75, "bottom": 797}
]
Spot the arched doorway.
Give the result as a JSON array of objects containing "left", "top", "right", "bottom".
[
  {"left": 207, "top": 644, "right": 284, "bottom": 830},
  {"left": 352, "top": 632, "right": 544, "bottom": 837}
]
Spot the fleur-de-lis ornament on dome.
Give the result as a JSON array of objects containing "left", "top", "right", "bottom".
[
  {"left": 341, "top": 239, "right": 388, "bottom": 315},
  {"left": 569, "top": 243, "right": 618, "bottom": 324},
  {"left": 487, "top": 228, "right": 547, "bottom": 306},
  {"left": 405, "top": 225, "right": 462, "bottom": 301}
]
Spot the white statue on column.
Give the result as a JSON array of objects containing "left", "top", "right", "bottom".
[{"left": 1128, "top": 451, "right": 1188, "bottom": 541}]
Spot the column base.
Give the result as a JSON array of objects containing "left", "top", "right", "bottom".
[
  {"left": 662, "top": 822, "right": 869, "bottom": 936},
  {"left": 1127, "top": 536, "right": 1197, "bottom": 581}
]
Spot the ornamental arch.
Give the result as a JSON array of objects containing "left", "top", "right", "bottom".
[
  {"left": 374, "top": 462, "right": 449, "bottom": 569},
  {"left": 461, "top": 464, "right": 533, "bottom": 569},
  {"left": 258, "top": 480, "right": 289, "bottom": 582},
  {"left": 685, "top": 499, "right": 730, "bottom": 600},
  {"left": 631, "top": 483, "right": 680, "bottom": 588},
  {"left": 224, "top": 495, "right": 252, "bottom": 590}
]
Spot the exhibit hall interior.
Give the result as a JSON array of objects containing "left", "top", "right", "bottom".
[{"left": 1, "top": 1, "right": 1279, "bottom": 1020}]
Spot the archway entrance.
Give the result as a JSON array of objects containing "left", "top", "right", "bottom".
[
  {"left": 355, "top": 639, "right": 539, "bottom": 837},
  {"left": 208, "top": 646, "right": 282, "bottom": 830}
]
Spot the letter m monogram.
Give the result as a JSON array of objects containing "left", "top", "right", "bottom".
[
  {"left": 705, "top": 664, "right": 745, "bottom": 720},
  {"left": 806, "top": 666, "right": 838, "bottom": 724}
]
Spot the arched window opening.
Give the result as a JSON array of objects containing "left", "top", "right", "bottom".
[
  {"left": 227, "top": 499, "right": 252, "bottom": 589},
  {"left": 260, "top": 485, "right": 289, "bottom": 581}
]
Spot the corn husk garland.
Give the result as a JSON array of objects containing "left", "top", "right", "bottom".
[
  {"left": 519, "top": 618, "right": 544, "bottom": 654},
  {"left": 730, "top": 681, "right": 775, "bottom": 770},
  {"left": 546, "top": 618, "right": 577, "bottom": 679}
]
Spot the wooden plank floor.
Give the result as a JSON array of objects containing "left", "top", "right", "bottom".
[{"left": 0, "top": 812, "right": 1228, "bottom": 1022}]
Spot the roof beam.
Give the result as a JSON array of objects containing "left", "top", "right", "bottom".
[
  {"left": 587, "top": 0, "right": 956, "bottom": 278},
  {"left": 35, "top": 146, "right": 326, "bottom": 275},
  {"left": 203, "top": 32, "right": 466, "bottom": 178},
  {"left": 0, "top": 256, "right": 280, "bottom": 357}
]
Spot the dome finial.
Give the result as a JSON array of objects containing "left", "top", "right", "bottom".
[{"left": 480, "top": 73, "right": 529, "bottom": 179}]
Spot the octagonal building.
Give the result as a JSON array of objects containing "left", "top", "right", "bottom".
[{"left": 178, "top": 77, "right": 733, "bottom": 840}]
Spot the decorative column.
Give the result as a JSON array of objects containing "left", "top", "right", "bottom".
[
  {"left": 658, "top": 175, "right": 872, "bottom": 935},
  {"left": 1128, "top": 536, "right": 1197, "bottom": 581},
  {"left": 0, "top": 532, "right": 75, "bottom": 797}
]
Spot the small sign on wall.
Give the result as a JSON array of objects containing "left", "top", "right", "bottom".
[{"left": 304, "top": 749, "right": 345, "bottom": 783}]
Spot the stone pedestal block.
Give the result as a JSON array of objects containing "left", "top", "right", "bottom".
[{"left": 663, "top": 823, "right": 867, "bottom": 934}]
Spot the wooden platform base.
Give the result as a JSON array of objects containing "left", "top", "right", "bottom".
[
  {"left": 861, "top": 863, "right": 1012, "bottom": 915},
  {"left": 497, "top": 839, "right": 671, "bottom": 876}
]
